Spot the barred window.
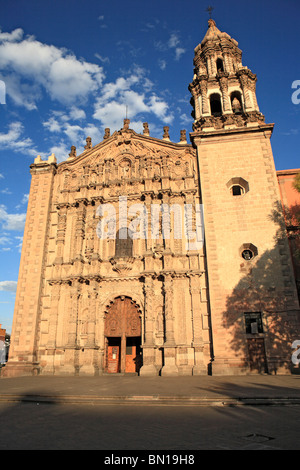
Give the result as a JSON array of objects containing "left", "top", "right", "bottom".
[{"left": 244, "top": 312, "right": 264, "bottom": 334}]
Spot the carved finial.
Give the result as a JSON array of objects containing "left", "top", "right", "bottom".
[
  {"left": 69, "top": 145, "right": 76, "bottom": 159},
  {"left": 84, "top": 136, "right": 92, "bottom": 150},
  {"left": 143, "top": 122, "right": 149, "bottom": 136},
  {"left": 180, "top": 130, "right": 187, "bottom": 142},
  {"left": 104, "top": 128, "right": 110, "bottom": 140},
  {"left": 163, "top": 126, "right": 170, "bottom": 140}
]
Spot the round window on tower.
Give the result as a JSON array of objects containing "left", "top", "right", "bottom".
[
  {"left": 240, "top": 243, "right": 258, "bottom": 261},
  {"left": 242, "top": 249, "right": 253, "bottom": 261}
]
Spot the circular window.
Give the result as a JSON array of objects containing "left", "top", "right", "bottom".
[
  {"left": 242, "top": 249, "right": 254, "bottom": 261},
  {"left": 240, "top": 243, "right": 258, "bottom": 261}
]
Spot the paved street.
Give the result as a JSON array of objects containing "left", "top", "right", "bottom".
[
  {"left": 0, "top": 401, "right": 300, "bottom": 450},
  {"left": 0, "top": 374, "right": 300, "bottom": 450}
]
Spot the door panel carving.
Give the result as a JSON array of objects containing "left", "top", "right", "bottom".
[{"left": 104, "top": 297, "right": 142, "bottom": 373}]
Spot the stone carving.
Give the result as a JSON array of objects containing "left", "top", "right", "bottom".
[{"left": 84, "top": 137, "right": 92, "bottom": 150}]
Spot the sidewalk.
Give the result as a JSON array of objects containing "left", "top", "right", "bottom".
[{"left": 1, "top": 374, "right": 300, "bottom": 406}]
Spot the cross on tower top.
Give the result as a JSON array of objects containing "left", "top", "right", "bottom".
[{"left": 206, "top": 5, "right": 214, "bottom": 19}]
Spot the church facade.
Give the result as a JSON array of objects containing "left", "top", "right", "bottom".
[{"left": 4, "top": 20, "right": 300, "bottom": 377}]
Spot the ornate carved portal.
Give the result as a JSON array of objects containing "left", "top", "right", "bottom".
[{"left": 104, "top": 296, "right": 142, "bottom": 374}]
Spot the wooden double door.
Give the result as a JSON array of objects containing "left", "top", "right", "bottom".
[{"left": 105, "top": 297, "right": 142, "bottom": 374}]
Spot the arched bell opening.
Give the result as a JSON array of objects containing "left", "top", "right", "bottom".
[
  {"left": 216, "top": 58, "right": 224, "bottom": 72},
  {"left": 210, "top": 93, "right": 222, "bottom": 116},
  {"left": 231, "top": 91, "right": 243, "bottom": 114}
]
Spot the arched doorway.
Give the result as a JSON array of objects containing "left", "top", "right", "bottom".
[{"left": 104, "top": 296, "right": 142, "bottom": 374}]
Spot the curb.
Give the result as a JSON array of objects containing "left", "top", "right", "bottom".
[{"left": 0, "top": 394, "right": 300, "bottom": 406}]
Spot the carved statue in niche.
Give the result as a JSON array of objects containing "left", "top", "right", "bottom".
[
  {"left": 119, "top": 158, "right": 132, "bottom": 179},
  {"left": 153, "top": 163, "right": 161, "bottom": 180}
]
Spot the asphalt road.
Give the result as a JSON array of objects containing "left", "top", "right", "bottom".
[{"left": 1, "top": 402, "right": 300, "bottom": 451}]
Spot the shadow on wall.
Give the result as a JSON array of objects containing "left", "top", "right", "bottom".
[{"left": 219, "top": 201, "right": 300, "bottom": 375}]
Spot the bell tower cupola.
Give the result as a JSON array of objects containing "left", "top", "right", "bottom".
[{"left": 189, "top": 19, "right": 265, "bottom": 131}]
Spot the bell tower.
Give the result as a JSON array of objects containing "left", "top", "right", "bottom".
[
  {"left": 189, "top": 18, "right": 264, "bottom": 131},
  {"left": 190, "top": 20, "right": 300, "bottom": 375}
]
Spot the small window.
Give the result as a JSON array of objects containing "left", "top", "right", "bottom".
[
  {"left": 245, "top": 313, "right": 264, "bottom": 334},
  {"left": 232, "top": 185, "right": 244, "bottom": 196}
]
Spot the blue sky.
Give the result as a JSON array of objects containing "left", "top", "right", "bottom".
[{"left": 0, "top": 0, "right": 299, "bottom": 334}]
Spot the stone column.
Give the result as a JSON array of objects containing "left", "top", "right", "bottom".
[
  {"left": 62, "top": 281, "right": 79, "bottom": 376},
  {"left": 140, "top": 275, "right": 158, "bottom": 376},
  {"left": 144, "top": 192, "right": 154, "bottom": 252},
  {"left": 237, "top": 70, "right": 254, "bottom": 111},
  {"left": 189, "top": 274, "right": 207, "bottom": 375},
  {"left": 47, "top": 281, "right": 61, "bottom": 349},
  {"left": 74, "top": 200, "right": 87, "bottom": 262},
  {"left": 86, "top": 291, "right": 97, "bottom": 348},
  {"left": 43, "top": 281, "right": 61, "bottom": 375},
  {"left": 199, "top": 76, "right": 210, "bottom": 115},
  {"left": 55, "top": 204, "right": 68, "bottom": 264},
  {"left": 161, "top": 274, "right": 179, "bottom": 376}
]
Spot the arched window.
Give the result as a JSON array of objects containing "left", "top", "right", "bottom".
[
  {"left": 115, "top": 227, "right": 133, "bottom": 258},
  {"left": 216, "top": 58, "right": 224, "bottom": 72},
  {"left": 210, "top": 93, "right": 222, "bottom": 116}
]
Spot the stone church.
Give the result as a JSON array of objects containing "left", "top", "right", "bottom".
[{"left": 4, "top": 19, "right": 300, "bottom": 377}]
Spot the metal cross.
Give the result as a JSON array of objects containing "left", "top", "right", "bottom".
[{"left": 206, "top": 6, "right": 214, "bottom": 18}]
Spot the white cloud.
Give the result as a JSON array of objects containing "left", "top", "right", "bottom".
[
  {"left": 48, "top": 141, "right": 70, "bottom": 164},
  {"left": 93, "top": 68, "right": 173, "bottom": 132},
  {"left": 69, "top": 107, "right": 86, "bottom": 121},
  {"left": 0, "top": 28, "right": 24, "bottom": 43},
  {"left": 43, "top": 116, "right": 61, "bottom": 133},
  {"left": 0, "top": 28, "right": 105, "bottom": 107},
  {"left": 0, "top": 188, "right": 12, "bottom": 195},
  {"left": 21, "top": 194, "right": 29, "bottom": 205},
  {"left": 175, "top": 47, "right": 186, "bottom": 61},
  {"left": 42, "top": 109, "right": 103, "bottom": 161},
  {"left": 0, "top": 236, "right": 11, "bottom": 245},
  {"left": 168, "top": 33, "right": 180, "bottom": 49},
  {"left": 0, "top": 205, "right": 26, "bottom": 231},
  {"left": 95, "top": 53, "right": 110, "bottom": 64},
  {"left": 15, "top": 236, "right": 23, "bottom": 253},
  {"left": 158, "top": 59, "right": 167, "bottom": 71},
  {"left": 155, "top": 32, "right": 186, "bottom": 62},
  {"left": 0, "top": 174, "right": 4, "bottom": 179},
  {"left": 0, "top": 122, "right": 37, "bottom": 156},
  {"left": 0, "top": 281, "right": 18, "bottom": 292}
]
